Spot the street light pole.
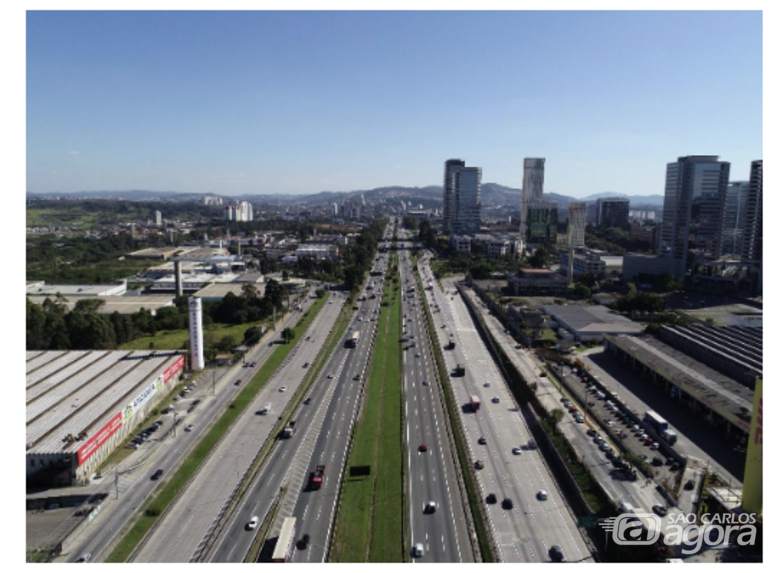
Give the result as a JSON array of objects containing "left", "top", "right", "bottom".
[{"left": 173, "top": 412, "right": 178, "bottom": 437}]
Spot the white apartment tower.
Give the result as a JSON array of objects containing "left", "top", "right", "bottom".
[
  {"left": 188, "top": 297, "right": 204, "bottom": 371},
  {"left": 568, "top": 202, "right": 587, "bottom": 248},
  {"left": 225, "top": 201, "right": 254, "bottom": 222}
]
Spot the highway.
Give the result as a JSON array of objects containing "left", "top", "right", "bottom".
[
  {"left": 418, "top": 259, "right": 594, "bottom": 563},
  {"left": 64, "top": 292, "right": 321, "bottom": 563},
  {"left": 397, "top": 234, "right": 474, "bottom": 562},
  {"left": 206, "top": 222, "right": 393, "bottom": 563},
  {"left": 130, "top": 291, "right": 344, "bottom": 562}
]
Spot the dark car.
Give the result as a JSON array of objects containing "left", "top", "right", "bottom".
[
  {"left": 486, "top": 493, "right": 497, "bottom": 504},
  {"left": 478, "top": 436, "right": 487, "bottom": 445},
  {"left": 235, "top": 379, "right": 242, "bottom": 386},
  {"left": 297, "top": 534, "right": 310, "bottom": 550},
  {"left": 151, "top": 469, "right": 164, "bottom": 481},
  {"left": 501, "top": 498, "right": 514, "bottom": 510},
  {"left": 652, "top": 457, "right": 664, "bottom": 467},
  {"left": 192, "top": 400, "right": 201, "bottom": 406},
  {"left": 549, "top": 545, "right": 564, "bottom": 562},
  {"left": 652, "top": 504, "right": 668, "bottom": 517},
  {"left": 684, "top": 479, "right": 695, "bottom": 490},
  {"left": 303, "top": 397, "right": 312, "bottom": 405}
]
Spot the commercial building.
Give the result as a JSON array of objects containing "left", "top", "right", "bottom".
[
  {"left": 447, "top": 163, "right": 482, "bottom": 235},
  {"left": 442, "top": 159, "right": 465, "bottom": 235},
  {"left": 622, "top": 254, "right": 675, "bottom": 283},
  {"left": 559, "top": 248, "right": 607, "bottom": 278},
  {"left": 295, "top": 243, "right": 340, "bottom": 259},
  {"left": 741, "top": 160, "right": 763, "bottom": 266},
  {"left": 720, "top": 181, "right": 750, "bottom": 257},
  {"left": 224, "top": 201, "right": 254, "bottom": 222},
  {"left": 127, "top": 247, "right": 180, "bottom": 260},
  {"left": 487, "top": 239, "right": 512, "bottom": 258},
  {"left": 519, "top": 158, "right": 545, "bottom": 238},
  {"left": 150, "top": 273, "right": 238, "bottom": 293},
  {"left": 596, "top": 198, "right": 630, "bottom": 227},
  {"left": 507, "top": 268, "right": 568, "bottom": 296},
  {"left": 26, "top": 350, "right": 185, "bottom": 486},
  {"left": 542, "top": 304, "right": 644, "bottom": 342},
  {"left": 525, "top": 202, "right": 558, "bottom": 244},
  {"left": 26, "top": 282, "right": 127, "bottom": 297},
  {"left": 629, "top": 222, "right": 658, "bottom": 247},
  {"left": 567, "top": 202, "right": 587, "bottom": 248},
  {"left": 661, "top": 156, "right": 730, "bottom": 278},
  {"left": 450, "top": 235, "right": 472, "bottom": 253}
]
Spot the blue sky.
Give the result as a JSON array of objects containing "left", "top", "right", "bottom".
[{"left": 26, "top": 10, "right": 762, "bottom": 197}]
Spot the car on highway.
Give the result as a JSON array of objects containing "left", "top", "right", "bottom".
[
  {"left": 185, "top": 424, "right": 195, "bottom": 432},
  {"left": 486, "top": 493, "right": 497, "bottom": 504},
  {"left": 327, "top": 373, "right": 334, "bottom": 379},
  {"left": 419, "top": 443, "right": 428, "bottom": 452},
  {"left": 475, "top": 460, "right": 485, "bottom": 469},
  {"left": 684, "top": 479, "right": 696, "bottom": 490},
  {"left": 512, "top": 447, "right": 522, "bottom": 455},
  {"left": 422, "top": 380, "right": 429, "bottom": 386},
  {"left": 483, "top": 381, "right": 490, "bottom": 387},
  {"left": 549, "top": 545, "right": 564, "bottom": 562},
  {"left": 303, "top": 362, "right": 310, "bottom": 368},
  {"left": 478, "top": 436, "right": 487, "bottom": 445},
  {"left": 247, "top": 516, "right": 259, "bottom": 530},
  {"left": 151, "top": 469, "right": 164, "bottom": 481},
  {"left": 279, "top": 386, "right": 287, "bottom": 392},
  {"left": 424, "top": 501, "right": 438, "bottom": 514},
  {"left": 415, "top": 353, "right": 421, "bottom": 358},
  {"left": 537, "top": 490, "right": 548, "bottom": 501},
  {"left": 502, "top": 498, "right": 514, "bottom": 510},
  {"left": 587, "top": 428, "right": 597, "bottom": 437},
  {"left": 413, "top": 543, "right": 424, "bottom": 558},
  {"left": 492, "top": 397, "right": 500, "bottom": 403},
  {"left": 297, "top": 534, "right": 310, "bottom": 550},
  {"left": 76, "top": 553, "right": 91, "bottom": 563},
  {"left": 234, "top": 379, "right": 242, "bottom": 386}
]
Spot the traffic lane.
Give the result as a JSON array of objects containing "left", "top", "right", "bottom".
[{"left": 290, "top": 298, "right": 382, "bottom": 562}]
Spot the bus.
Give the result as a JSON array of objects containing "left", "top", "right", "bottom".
[
  {"left": 271, "top": 517, "right": 297, "bottom": 562},
  {"left": 346, "top": 331, "right": 360, "bottom": 348}
]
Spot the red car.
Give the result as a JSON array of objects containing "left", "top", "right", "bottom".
[
  {"left": 645, "top": 438, "right": 654, "bottom": 446},
  {"left": 568, "top": 406, "right": 578, "bottom": 413},
  {"left": 419, "top": 443, "right": 428, "bottom": 452},
  {"left": 234, "top": 379, "right": 242, "bottom": 386}
]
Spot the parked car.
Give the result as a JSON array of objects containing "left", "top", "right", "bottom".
[{"left": 684, "top": 479, "right": 696, "bottom": 490}]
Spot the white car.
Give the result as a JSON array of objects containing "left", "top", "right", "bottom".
[
  {"left": 484, "top": 381, "right": 491, "bottom": 387},
  {"left": 424, "top": 501, "right": 438, "bottom": 514},
  {"left": 328, "top": 374, "right": 335, "bottom": 379},
  {"left": 537, "top": 490, "right": 549, "bottom": 500},
  {"left": 279, "top": 386, "right": 287, "bottom": 392},
  {"left": 415, "top": 353, "right": 421, "bottom": 358},
  {"left": 185, "top": 424, "right": 195, "bottom": 432},
  {"left": 413, "top": 543, "right": 424, "bottom": 558},
  {"left": 512, "top": 447, "right": 522, "bottom": 455},
  {"left": 247, "top": 516, "right": 259, "bottom": 530}
]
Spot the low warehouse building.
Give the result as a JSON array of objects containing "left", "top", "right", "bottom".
[
  {"left": 26, "top": 350, "right": 185, "bottom": 487},
  {"left": 542, "top": 304, "right": 645, "bottom": 342}
]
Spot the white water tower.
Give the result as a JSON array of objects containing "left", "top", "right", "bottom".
[{"left": 188, "top": 297, "right": 204, "bottom": 371}]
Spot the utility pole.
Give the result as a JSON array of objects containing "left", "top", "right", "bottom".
[
  {"left": 212, "top": 367, "right": 216, "bottom": 396},
  {"left": 115, "top": 469, "right": 119, "bottom": 500},
  {"left": 173, "top": 412, "right": 178, "bottom": 437}
]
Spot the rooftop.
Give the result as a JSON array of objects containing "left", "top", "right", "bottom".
[
  {"left": 542, "top": 304, "right": 645, "bottom": 335},
  {"left": 26, "top": 294, "right": 175, "bottom": 315}
]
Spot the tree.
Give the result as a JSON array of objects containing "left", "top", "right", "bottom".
[
  {"left": 264, "top": 278, "right": 285, "bottom": 310},
  {"left": 217, "top": 335, "right": 237, "bottom": 353},
  {"left": 241, "top": 283, "right": 259, "bottom": 301},
  {"left": 73, "top": 298, "right": 106, "bottom": 314},
  {"left": 549, "top": 408, "right": 565, "bottom": 434},
  {"left": 243, "top": 326, "right": 263, "bottom": 346},
  {"left": 528, "top": 246, "right": 551, "bottom": 269},
  {"left": 281, "top": 327, "right": 295, "bottom": 344}
]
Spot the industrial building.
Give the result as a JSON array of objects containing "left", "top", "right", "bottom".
[
  {"left": 126, "top": 247, "right": 180, "bottom": 260},
  {"left": 542, "top": 304, "right": 645, "bottom": 342},
  {"left": 26, "top": 281, "right": 128, "bottom": 297},
  {"left": 194, "top": 282, "right": 266, "bottom": 301},
  {"left": 507, "top": 268, "right": 568, "bottom": 296},
  {"left": 26, "top": 294, "right": 175, "bottom": 316},
  {"left": 604, "top": 334, "right": 753, "bottom": 438},
  {"left": 26, "top": 350, "right": 185, "bottom": 487}
]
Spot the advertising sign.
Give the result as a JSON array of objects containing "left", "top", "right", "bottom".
[{"left": 77, "top": 411, "right": 123, "bottom": 465}]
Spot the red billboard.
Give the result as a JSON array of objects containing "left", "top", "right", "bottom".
[
  {"left": 77, "top": 411, "right": 123, "bottom": 466},
  {"left": 163, "top": 355, "right": 185, "bottom": 383}
]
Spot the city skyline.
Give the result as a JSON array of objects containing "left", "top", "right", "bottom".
[{"left": 26, "top": 11, "right": 762, "bottom": 198}]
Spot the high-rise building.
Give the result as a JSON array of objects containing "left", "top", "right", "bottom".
[
  {"left": 154, "top": 210, "right": 163, "bottom": 226},
  {"left": 519, "top": 158, "right": 545, "bottom": 238},
  {"left": 451, "top": 166, "right": 482, "bottom": 235},
  {"left": 741, "top": 160, "right": 763, "bottom": 265},
  {"left": 720, "top": 181, "right": 750, "bottom": 257},
  {"left": 595, "top": 198, "right": 630, "bottom": 227},
  {"left": 526, "top": 202, "right": 558, "bottom": 245},
  {"left": 567, "top": 202, "right": 587, "bottom": 248},
  {"left": 224, "top": 201, "right": 254, "bottom": 222},
  {"left": 332, "top": 202, "right": 339, "bottom": 216},
  {"left": 660, "top": 156, "right": 730, "bottom": 279},
  {"left": 442, "top": 159, "right": 465, "bottom": 234}
]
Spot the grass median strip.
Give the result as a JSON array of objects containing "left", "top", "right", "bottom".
[
  {"left": 331, "top": 259, "right": 404, "bottom": 562},
  {"left": 105, "top": 295, "right": 329, "bottom": 563}
]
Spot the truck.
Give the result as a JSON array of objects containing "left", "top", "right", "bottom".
[
  {"left": 455, "top": 364, "right": 466, "bottom": 376},
  {"left": 470, "top": 395, "right": 481, "bottom": 412},
  {"left": 281, "top": 421, "right": 297, "bottom": 439},
  {"left": 662, "top": 428, "right": 678, "bottom": 445},
  {"left": 309, "top": 465, "right": 326, "bottom": 490},
  {"left": 644, "top": 411, "right": 669, "bottom": 433},
  {"left": 346, "top": 331, "right": 360, "bottom": 348}
]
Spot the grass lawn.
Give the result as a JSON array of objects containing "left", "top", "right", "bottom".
[
  {"left": 331, "top": 257, "right": 405, "bottom": 562},
  {"left": 105, "top": 296, "right": 328, "bottom": 563},
  {"left": 119, "top": 320, "right": 271, "bottom": 351},
  {"left": 541, "top": 327, "right": 558, "bottom": 342}
]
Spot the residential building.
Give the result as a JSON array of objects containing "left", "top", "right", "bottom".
[
  {"left": 741, "top": 160, "right": 762, "bottom": 264},
  {"left": 559, "top": 248, "right": 607, "bottom": 278},
  {"left": 487, "top": 239, "right": 512, "bottom": 258},
  {"left": 567, "top": 202, "right": 587, "bottom": 248},
  {"left": 154, "top": 210, "right": 163, "bottom": 226},
  {"left": 519, "top": 158, "right": 545, "bottom": 238},
  {"left": 596, "top": 197, "right": 630, "bottom": 227},
  {"left": 224, "top": 201, "right": 254, "bottom": 222},
  {"left": 720, "top": 181, "right": 750, "bottom": 257},
  {"left": 450, "top": 235, "right": 472, "bottom": 253},
  {"left": 660, "top": 156, "right": 730, "bottom": 279}
]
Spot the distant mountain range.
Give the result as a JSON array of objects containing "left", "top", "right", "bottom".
[{"left": 27, "top": 185, "right": 664, "bottom": 207}]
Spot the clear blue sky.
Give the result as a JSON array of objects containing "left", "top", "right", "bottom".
[{"left": 26, "top": 10, "right": 762, "bottom": 198}]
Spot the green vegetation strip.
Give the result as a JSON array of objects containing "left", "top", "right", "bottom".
[
  {"left": 415, "top": 266, "right": 494, "bottom": 562},
  {"left": 331, "top": 258, "right": 405, "bottom": 562},
  {"left": 106, "top": 296, "right": 328, "bottom": 563}
]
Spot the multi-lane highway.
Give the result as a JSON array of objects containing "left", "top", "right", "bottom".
[
  {"left": 131, "top": 291, "right": 345, "bottom": 562},
  {"left": 397, "top": 234, "right": 474, "bottom": 562},
  {"left": 65, "top": 293, "right": 322, "bottom": 563},
  {"left": 418, "top": 257, "right": 594, "bottom": 563},
  {"left": 204, "top": 222, "right": 393, "bottom": 563}
]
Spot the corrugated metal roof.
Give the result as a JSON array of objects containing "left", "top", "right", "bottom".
[{"left": 26, "top": 351, "right": 183, "bottom": 455}]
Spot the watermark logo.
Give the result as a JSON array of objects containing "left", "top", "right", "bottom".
[{"left": 601, "top": 512, "right": 758, "bottom": 555}]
